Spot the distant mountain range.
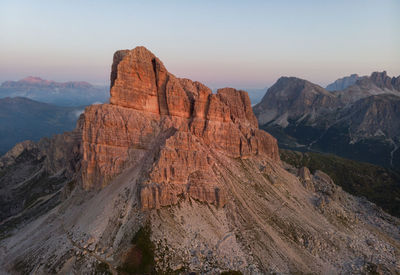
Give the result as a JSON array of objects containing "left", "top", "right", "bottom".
[
  {"left": 0, "top": 76, "right": 108, "bottom": 106},
  {"left": 254, "top": 71, "right": 400, "bottom": 169},
  {"left": 0, "top": 97, "right": 83, "bottom": 155},
  {"left": 2, "top": 46, "right": 399, "bottom": 275},
  {"left": 325, "top": 71, "right": 400, "bottom": 93}
]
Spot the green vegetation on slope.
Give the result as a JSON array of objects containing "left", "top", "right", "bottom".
[
  {"left": 221, "top": 271, "right": 243, "bottom": 275},
  {"left": 280, "top": 149, "right": 400, "bottom": 217},
  {"left": 118, "top": 224, "right": 156, "bottom": 275}
]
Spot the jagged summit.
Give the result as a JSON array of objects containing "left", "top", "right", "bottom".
[
  {"left": 255, "top": 71, "right": 400, "bottom": 126},
  {"left": 1, "top": 47, "right": 399, "bottom": 274},
  {"left": 81, "top": 46, "right": 280, "bottom": 208},
  {"left": 325, "top": 71, "right": 400, "bottom": 93},
  {"left": 254, "top": 70, "right": 400, "bottom": 168},
  {"left": 368, "top": 71, "right": 400, "bottom": 91},
  {"left": 328, "top": 71, "right": 400, "bottom": 106}
]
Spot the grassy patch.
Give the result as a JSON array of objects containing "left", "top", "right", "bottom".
[
  {"left": 117, "top": 224, "right": 156, "bottom": 275},
  {"left": 221, "top": 271, "right": 243, "bottom": 275},
  {"left": 95, "top": 262, "right": 112, "bottom": 275}
]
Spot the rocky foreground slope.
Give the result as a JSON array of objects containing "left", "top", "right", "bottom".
[{"left": 0, "top": 47, "right": 399, "bottom": 274}]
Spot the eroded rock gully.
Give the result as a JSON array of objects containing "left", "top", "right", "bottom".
[
  {"left": 81, "top": 46, "right": 279, "bottom": 209},
  {"left": 1, "top": 47, "right": 399, "bottom": 275}
]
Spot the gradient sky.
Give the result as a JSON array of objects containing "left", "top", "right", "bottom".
[{"left": 1, "top": 0, "right": 399, "bottom": 89}]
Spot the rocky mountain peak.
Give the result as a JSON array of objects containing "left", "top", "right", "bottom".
[
  {"left": 268, "top": 76, "right": 333, "bottom": 98},
  {"left": 254, "top": 76, "right": 337, "bottom": 126},
  {"left": 255, "top": 71, "right": 400, "bottom": 168},
  {"left": 20, "top": 76, "right": 50, "bottom": 84},
  {"left": 2, "top": 48, "right": 400, "bottom": 275},
  {"left": 369, "top": 71, "right": 400, "bottom": 91},
  {"left": 370, "top": 70, "right": 388, "bottom": 80},
  {"left": 326, "top": 73, "right": 360, "bottom": 91},
  {"left": 81, "top": 46, "right": 280, "bottom": 208}
]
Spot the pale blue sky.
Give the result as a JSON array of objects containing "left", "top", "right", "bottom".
[{"left": 1, "top": 0, "right": 399, "bottom": 88}]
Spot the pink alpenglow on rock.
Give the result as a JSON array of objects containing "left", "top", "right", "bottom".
[{"left": 81, "top": 46, "right": 280, "bottom": 209}]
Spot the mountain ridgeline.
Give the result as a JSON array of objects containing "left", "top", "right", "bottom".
[
  {"left": 0, "top": 76, "right": 108, "bottom": 106},
  {"left": 254, "top": 71, "right": 400, "bottom": 170},
  {"left": 0, "top": 47, "right": 399, "bottom": 274}
]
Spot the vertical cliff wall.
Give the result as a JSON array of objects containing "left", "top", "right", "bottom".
[{"left": 81, "top": 46, "right": 280, "bottom": 208}]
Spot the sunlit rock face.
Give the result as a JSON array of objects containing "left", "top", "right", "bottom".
[
  {"left": 2, "top": 47, "right": 400, "bottom": 275},
  {"left": 81, "top": 46, "right": 280, "bottom": 208}
]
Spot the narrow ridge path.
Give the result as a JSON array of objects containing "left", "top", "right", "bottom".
[{"left": 389, "top": 139, "right": 398, "bottom": 167}]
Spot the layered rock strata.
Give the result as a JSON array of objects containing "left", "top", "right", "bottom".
[
  {"left": 81, "top": 46, "right": 279, "bottom": 209},
  {"left": 1, "top": 48, "right": 400, "bottom": 275}
]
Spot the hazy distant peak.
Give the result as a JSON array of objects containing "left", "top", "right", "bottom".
[
  {"left": 326, "top": 74, "right": 361, "bottom": 91},
  {"left": 20, "top": 76, "right": 51, "bottom": 84},
  {"left": 0, "top": 77, "right": 108, "bottom": 107},
  {"left": 1, "top": 76, "right": 93, "bottom": 89}
]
